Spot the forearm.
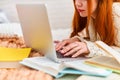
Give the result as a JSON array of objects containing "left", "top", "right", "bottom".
[
  {"left": 74, "top": 36, "right": 112, "bottom": 57},
  {"left": 85, "top": 41, "right": 111, "bottom": 57}
]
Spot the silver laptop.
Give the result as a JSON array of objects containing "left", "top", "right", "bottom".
[{"left": 16, "top": 3, "right": 84, "bottom": 63}]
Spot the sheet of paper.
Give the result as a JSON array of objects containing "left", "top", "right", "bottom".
[
  {"left": 76, "top": 73, "right": 120, "bottom": 80},
  {"left": 95, "top": 41, "right": 120, "bottom": 64},
  {"left": 64, "top": 60, "right": 111, "bottom": 76}
]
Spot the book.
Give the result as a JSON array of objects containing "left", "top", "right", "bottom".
[
  {"left": 85, "top": 41, "right": 120, "bottom": 73},
  {"left": 95, "top": 41, "right": 120, "bottom": 64},
  {"left": 20, "top": 57, "right": 112, "bottom": 78},
  {"left": 0, "top": 61, "right": 22, "bottom": 68},
  {"left": 85, "top": 56, "right": 120, "bottom": 73},
  {"left": 0, "top": 47, "right": 31, "bottom": 61},
  {"left": 76, "top": 73, "right": 120, "bottom": 80}
]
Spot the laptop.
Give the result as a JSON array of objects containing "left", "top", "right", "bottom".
[{"left": 16, "top": 3, "right": 84, "bottom": 63}]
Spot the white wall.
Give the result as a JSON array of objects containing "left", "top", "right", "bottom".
[{"left": 0, "top": 0, "right": 74, "bottom": 29}]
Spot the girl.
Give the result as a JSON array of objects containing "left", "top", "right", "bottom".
[{"left": 56, "top": 0, "right": 120, "bottom": 58}]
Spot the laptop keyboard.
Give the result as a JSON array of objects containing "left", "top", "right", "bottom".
[{"left": 56, "top": 51, "right": 71, "bottom": 58}]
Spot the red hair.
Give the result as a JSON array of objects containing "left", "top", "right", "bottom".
[{"left": 71, "top": 0, "right": 120, "bottom": 45}]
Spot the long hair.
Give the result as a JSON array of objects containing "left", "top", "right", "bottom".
[{"left": 71, "top": 0, "right": 120, "bottom": 45}]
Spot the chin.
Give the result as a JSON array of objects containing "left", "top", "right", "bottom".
[
  {"left": 79, "top": 13, "right": 87, "bottom": 17},
  {"left": 80, "top": 15, "right": 87, "bottom": 17}
]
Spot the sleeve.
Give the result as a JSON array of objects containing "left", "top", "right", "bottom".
[
  {"left": 112, "top": 2, "right": 120, "bottom": 53},
  {"left": 85, "top": 41, "right": 108, "bottom": 57},
  {"left": 73, "top": 36, "right": 110, "bottom": 57}
]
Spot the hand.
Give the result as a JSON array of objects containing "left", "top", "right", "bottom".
[
  {"left": 55, "top": 37, "right": 80, "bottom": 51},
  {"left": 54, "top": 40, "right": 60, "bottom": 44},
  {"left": 59, "top": 42, "right": 89, "bottom": 57}
]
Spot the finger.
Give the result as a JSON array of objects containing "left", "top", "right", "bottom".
[
  {"left": 61, "top": 42, "right": 79, "bottom": 53},
  {"left": 54, "top": 40, "right": 60, "bottom": 44},
  {"left": 72, "top": 49, "right": 85, "bottom": 58},
  {"left": 55, "top": 40, "right": 68, "bottom": 51},
  {"left": 64, "top": 46, "right": 81, "bottom": 56},
  {"left": 54, "top": 40, "right": 60, "bottom": 47}
]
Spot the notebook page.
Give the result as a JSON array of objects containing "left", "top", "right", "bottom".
[
  {"left": 86, "top": 56, "right": 120, "bottom": 70},
  {"left": 95, "top": 41, "right": 120, "bottom": 64},
  {"left": 76, "top": 73, "right": 120, "bottom": 80},
  {"left": 64, "top": 60, "right": 111, "bottom": 75},
  {"left": 21, "top": 57, "right": 62, "bottom": 71}
]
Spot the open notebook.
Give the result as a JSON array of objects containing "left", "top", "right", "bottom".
[
  {"left": 85, "top": 41, "right": 120, "bottom": 73},
  {"left": 20, "top": 57, "right": 112, "bottom": 78}
]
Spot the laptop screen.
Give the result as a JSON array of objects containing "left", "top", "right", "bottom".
[{"left": 16, "top": 3, "right": 53, "bottom": 51}]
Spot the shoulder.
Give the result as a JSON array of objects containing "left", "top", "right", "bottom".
[{"left": 112, "top": 2, "right": 120, "bottom": 17}]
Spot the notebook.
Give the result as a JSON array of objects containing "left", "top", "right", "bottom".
[
  {"left": 16, "top": 3, "right": 84, "bottom": 63},
  {"left": 76, "top": 73, "right": 120, "bottom": 80}
]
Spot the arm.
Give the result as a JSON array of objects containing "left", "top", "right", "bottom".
[{"left": 75, "top": 37, "right": 110, "bottom": 57}]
